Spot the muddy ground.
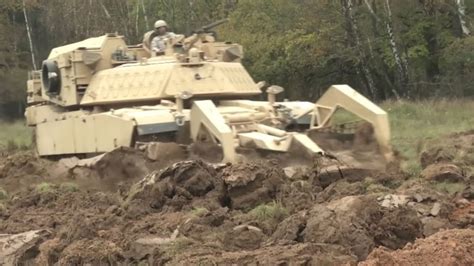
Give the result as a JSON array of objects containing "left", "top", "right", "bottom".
[{"left": 0, "top": 131, "right": 473, "bottom": 265}]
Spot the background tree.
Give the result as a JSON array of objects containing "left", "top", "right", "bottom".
[{"left": 0, "top": 0, "right": 473, "bottom": 119}]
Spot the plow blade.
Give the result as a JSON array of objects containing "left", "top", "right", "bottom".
[
  {"left": 238, "top": 131, "right": 324, "bottom": 156},
  {"left": 312, "top": 85, "right": 393, "bottom": 162}
]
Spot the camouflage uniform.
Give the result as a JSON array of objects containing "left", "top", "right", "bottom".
[{"left": 151, "top": 32, "right": 176, "bottom": 53}]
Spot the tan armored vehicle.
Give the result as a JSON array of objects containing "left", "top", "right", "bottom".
[{"left": 25, "top": 20, "right": 392, "bottom": 164}]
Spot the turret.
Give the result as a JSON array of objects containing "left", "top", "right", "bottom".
[{"left": 28, "top": 34, "right": 148, "bottom": 108}]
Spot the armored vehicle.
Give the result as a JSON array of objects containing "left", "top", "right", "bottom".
[{"left": 25, "top": 20, "right": 392, "bottom": 163}]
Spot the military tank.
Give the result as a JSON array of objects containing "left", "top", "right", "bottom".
[{"left": 25, "top": 20, "right": 392, "bottom": 164}]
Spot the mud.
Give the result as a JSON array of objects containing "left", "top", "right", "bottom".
[
  {"left": 220, "top": 161, "right": 286, "bottom": 210},
  {"left": 360, "top": 228, "right": 474, "bottom": 266},
  {"left": 420, "top": 163, "right": 465, "bottom": 182},
  {"left": 0, "top": 151, "right": 51, "bottom": 193},
  {"left": 123, "top": 160, "right": 223, "bottom": 215},
  {"left": 420, "top": 130, "right": 474, "bottom": 177},
  {"left": 301, "top": 195, "right": 423, "bottom": 260},
  {"left": 0, "top": 130, "right": 473, "bottom": 265}
]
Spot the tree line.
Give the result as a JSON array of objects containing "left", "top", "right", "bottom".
[{"left": 0, "top": 0, "right": 473, "bottom": 119}]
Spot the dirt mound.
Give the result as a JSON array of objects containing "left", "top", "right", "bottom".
[
  {"left": 123, "top": 160, "right": 289, "bottom": 214},
  {"left": 177, "top": 243, "right": 357, "bottom": 265},
  {"left": 450, "top": 202, "right": 474, "bottom": 228},
  {"left": 123, "top": 160, "right": 223, "bottom": 215},
  {"left": 0, "top": 147, "right": 163, "bottom": 194},
  {"left": 0, "top": 151, "right": 51, "bottom": 193},
  {"left": 222, "top": 224, "right": 266, "bottom": 251},
  {"left": 420, "top": 130, "right": 474, "bottom": 177},
  {"left": 0, "top": 146, "right": 190, "bottom": 194},
  {"left": 221, "top": 161, "right": 285, "bottom": 210},
  {"left": 0, "top": 151, "right": 44, "bottom": 179},
  {"left": 301, "top": 195, "right": 423, "bottom": 260},
  {"left": 0, "top": 185, "right": 118, "bottom": 234},
  {"left": 0, "top": 184, "right": 128, "bottom": 265},
  {"left": 420, "top": 163, "right": 465, "bottom": 182},
  {"left": 56, "top": 239, "right": 125, "bottom": 265},
  {"left": 0, "top": 139, "right": 472, "bottom": 265},
  {"left": 268, "top": 195, "right": 423, "bottom": 261},
  {"left": 389, "top": 181, "right": 460, "bottom": 236},
  {"left": 316, "top": 180, "right": 368, "bottom": 203},
  {"left": 0, "top": 230, "right": 50, "bottom": 265},
  {"left": 66, "top": 147, "right": 152, "bottom": 191},
  {"left": 360, "top": 228, "right": 474, "bottom": 266}
]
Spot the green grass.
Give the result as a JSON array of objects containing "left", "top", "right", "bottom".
[
  {"left": 35, "top": 182, "right": 55, "bottom": 194},
  {"left": 0, "top": 187, "right": 8, "bottom": 201},
  {"left": 0, "top": 120, "right": 32, "bottom": 150},
  {"left": 190, "top": 207, "right": 209, "bottom": 217},
  {"left": 432, "top": 181, "right": 466, "bottom": 195},
  {"left": 249, "top": 202, "right": 289, "bottom": 222},
  {"left": 59, "top": 182, "right": 79, "bottom": 193},
  {"left": 0, "top": 187, "right": 8, "bottom": 214},
  {"left": 383, "top": 99, "right": 474, "bottom": 175}
]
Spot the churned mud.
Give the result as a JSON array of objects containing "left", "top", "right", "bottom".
[{"left": 0, "top": 130, "right": 473, "bottom": 265}]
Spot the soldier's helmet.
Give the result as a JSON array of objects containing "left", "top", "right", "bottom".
[{"left": 154, "top": 20, "right": 168, "bottom": 29}]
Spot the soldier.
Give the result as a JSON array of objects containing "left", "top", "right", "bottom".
[{"left": 150, "top": 20, "right": 176, "bottom": 55}]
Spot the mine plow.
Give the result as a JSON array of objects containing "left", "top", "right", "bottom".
[
  {"left": 25, "top": 20, "right": 392, "bottom": 166},
  {"left": 189, "top": 85, "right": 391, "bottom": 163}
]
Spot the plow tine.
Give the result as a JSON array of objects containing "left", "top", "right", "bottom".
[{"left": 292, "top": 133, "right": 325, "bottom": 156}]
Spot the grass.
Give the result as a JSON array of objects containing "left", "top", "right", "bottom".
[
  {"left": 0, "top": 187, "right": 8, "bottom": 214},
  {"left": 432, "top": 181, "right": 466, "bottom": 195},
  {"left": 249, "top": 202, "right": 289, "bottom": 222},
  {"left": 0, "top": 187, "right": 8, "bottom": 200},
  {"left": 162, "top": 237, "right": 195, "bottom": 257},
  {"left": 0, "top": 120, "right": 32, "bottom": 150},
  {"left": 383, "top": 99, "right": 474, "bottom": 176},
  {"left": 190, "top": 207, "right": 209, "bottom": 217},
  {"left": 59, "top": 182, "right": 79, "bottom": 193},
  {"left": 35, "top": 182, "right": 55, "bottom": 194}
]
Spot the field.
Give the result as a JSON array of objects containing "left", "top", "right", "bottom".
[
  {"left": 0, "top": 100, "right": 473, "bottom": 264},
  {"left": 386, "top": 100, "right": 474, "bottom": 175},
  {"left": 0, "top": 120, "right": 32, "bottom": 151}
]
